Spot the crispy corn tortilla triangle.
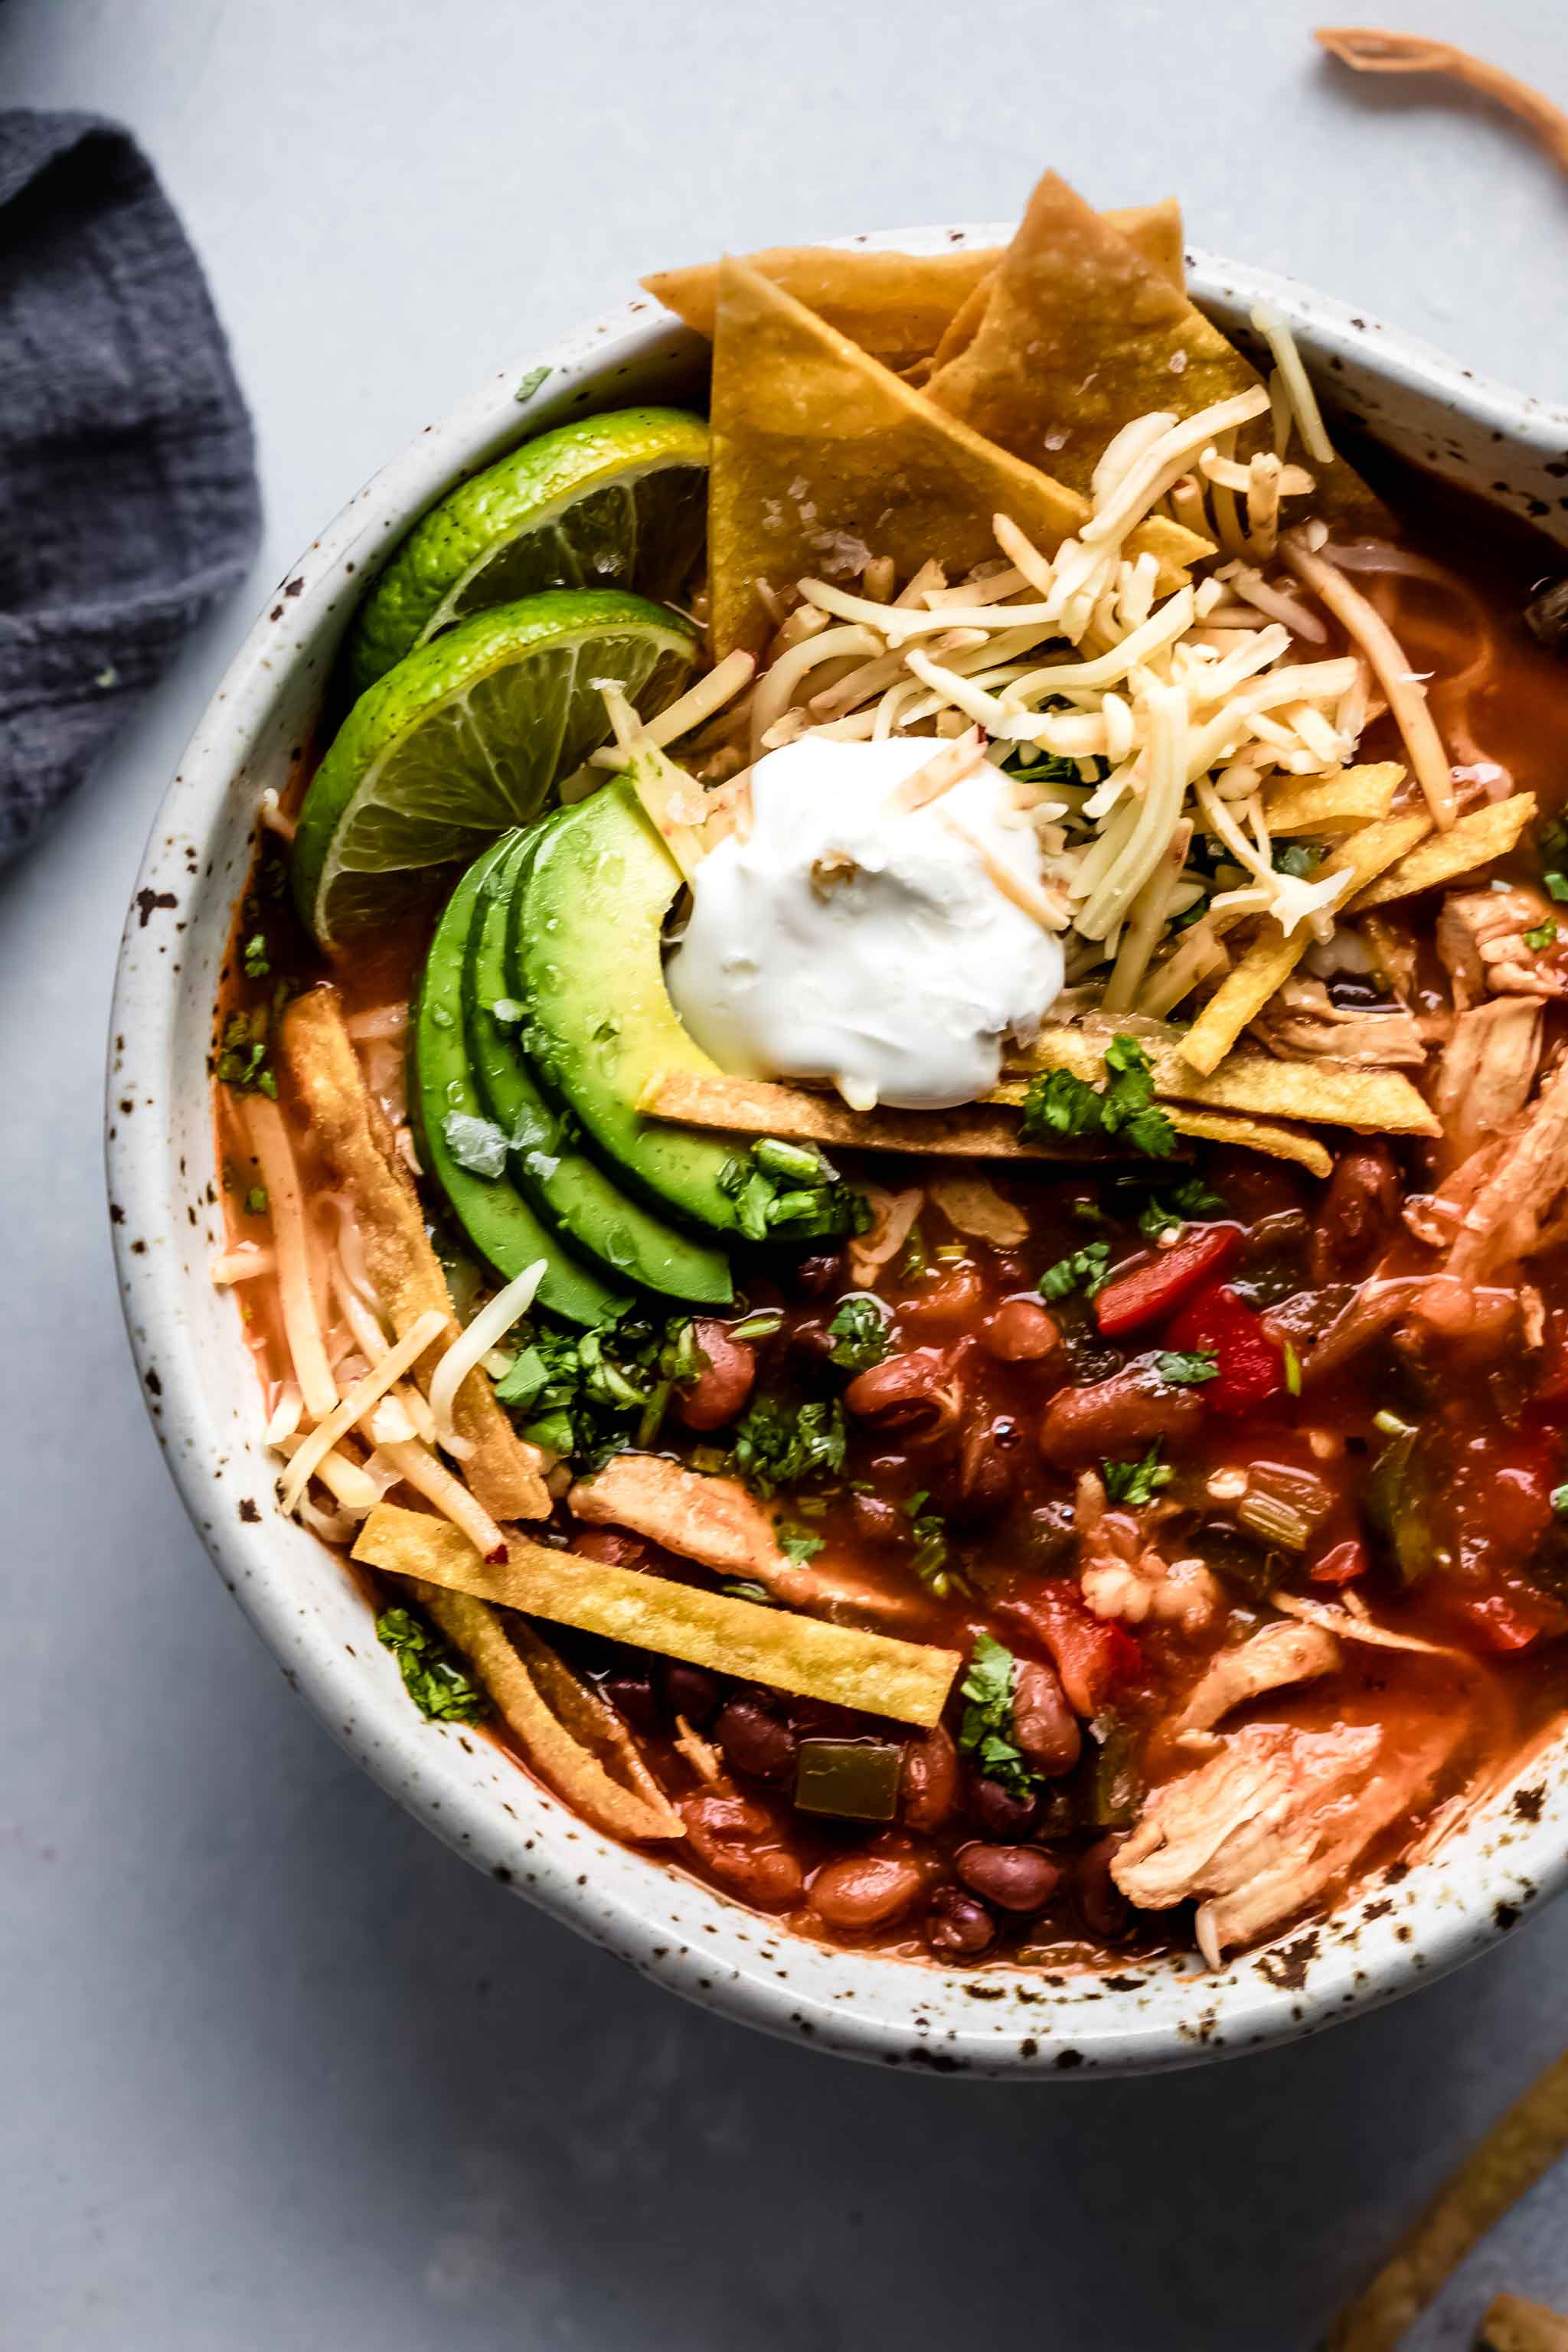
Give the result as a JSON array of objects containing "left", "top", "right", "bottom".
[
  {"left": 645, "top": 201, "right": 1184, "bottom": 376},
  {"left": 1180, "top": 808, "right": 1432, "bottom": 1076},
  {"left": 1012, "top": 1025, "right": 1439, "bottom": 1136},
  {"left": 706, "top": 255, "right": 1210, "bottom": 656},
  {"left": 926, "top": 197, "right": 1185, "bottom": 380},
  {"left": 355, "top": 1504, "right": 960, "bottom": 1728},
  {"left": 924, "top": 168, "right": 1383, "bottom": 526},
  {"left": 1265, "top": 766, "right": 1402, "bottom": 834}
]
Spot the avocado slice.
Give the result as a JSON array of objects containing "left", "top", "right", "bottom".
[
  {"left": 411, "top": 841, "right": 628, "bottom": 1327},
  {"left": 466, "top": 831, "right": 733, "bottom": 1303},
  {"left": 510, "top": 781, "right": 769, "bottom": 1236}
]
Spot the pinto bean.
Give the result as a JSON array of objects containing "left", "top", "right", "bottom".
[
  {"left": 901, "top": 1724, "right": 959, "bottom": 1831},
  {"left": 716, "top": 1696, "right": 799, "bottom": 1784},
  {"left": 1011, "top": 1659, "right": 1082, "bottom": 1778},
  {"left": 1039, "top": 1370, "right": 1204, "bottom": 1468},
  {"left": 1309, "top": 1141, "right": 1402, "bottom": 1287},
  {"left": 844, "top": 1348, "right": 961, "bottom": 1441},
  {"left": 983, "top": 1297, "right": 1062, "bottom": 1363},
  {"left": 924, "top": 1883, "right": 997, "bottom": 1956},
  {"left": 573, "top": 1529, "right": 649, "bottom": 1570},
  {"left": 1076, "top": 1835, "right": 1132, "bottom": 1942},
  {"left": 950, "top": 1413, "right": 1023, "bottom": 1526},
  {"left": 956, "top": 1843, "right": 1062, "bottom": 1913},
  {"left": 664, "top": 1661, "right": 721, "bottom": 1726},
  {"left": 681, "top": 1791, "right": 805, "bottom": 1909},
  {"left": 969, "top": 1775, "right": 1040, "bottom": 1838},
  {"left": 808, "top": 1853, "right": 926, "bottom": 1932},
  {"left": 675, "top": 1319, "right": 757, "bottom": 1432},
  {"left": 900, "top": 1265, "right": 988, "bottom": 1334}
]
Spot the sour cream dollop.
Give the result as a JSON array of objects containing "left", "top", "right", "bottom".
[{"left": 666, "top": 736, "right": 1065, "bottom": 1112}]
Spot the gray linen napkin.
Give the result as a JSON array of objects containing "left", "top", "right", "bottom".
[{"left": 0, "top": 110, "right": 261, "bottom": 864}]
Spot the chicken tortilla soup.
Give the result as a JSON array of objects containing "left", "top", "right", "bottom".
[{"left": 208, "top": 168, "right": 1568, "bottom": 1974}]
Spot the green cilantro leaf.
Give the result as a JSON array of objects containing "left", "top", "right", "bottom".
[
  {"left": 244, "top": 1184, "right": 269, "bottom": 1217},
  {"left": 241, "top": 932, "right": 271, "bottom": 978},
  {"left": 777, "top": 1523, "right": 825, "bottom": 1566},
  {"left": 1021, "top": 1034, "right": 1175, "bottom": 1161},
  {"left": 1526, "top": 919, "right": 1558, "bottom": 953},
  {"left": 1040, "top": 1240, "right": 1112, "bottom": 1301},
  {"left": 730, "top": 1395, "right": 847, "bottom": 1498},
  {"left": 957, "top": 1632, "right": 1039, "bottom": 1801},
  {"left": 901, "top": 1488, "right": 963, "bottom": 1596},
  {"left": 1271, "top": 841, "right": 1321, "bottom": 880},
  {"left": 828, "top": 1295, "right": 890, "bottom": 1374},
  {"left": 1552, "top": 1484, "right": 1568, "bottom": 1520},
  {"left": 214, "top": 1011, "right": 277, "bottom": 1098},
  {"left": 1156, "top": 1349, "right": 1218, "bottom": 1387},
  {"left": 1102, "top": 1444, "right": 1174, "bottom": 1507},
  {"left": 376, "top": 1606, "right": 487, "bottom": 1724}
]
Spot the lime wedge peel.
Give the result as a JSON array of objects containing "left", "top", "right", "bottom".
[
  {"left": 292, "top": 590, "right": 697, "bottom": 949},
  {"left": 345, "top": 407, "right": 709, "bottom": 698}
]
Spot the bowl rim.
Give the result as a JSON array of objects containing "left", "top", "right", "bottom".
[{"left": 106, "top": 224, "right": 1568, "bottom": 2077}]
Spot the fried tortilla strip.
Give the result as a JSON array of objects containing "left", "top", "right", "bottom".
[
  {"left": 923, "top": 168, "right": 1380, "bottom": 527},
  {"left": 1351, "top": 792, "right": 1537, "bottom": 911},
  {"left": 279, "top": 988, "right": 550, "bottom": 1520},
  {"left": 1014, "top": 1022, "right": 1439, "bottom": 1136},
  {"left": 416, "top": 1582, "right": 683, "bottom": 1841},
  {"left": 1159, "top": 1106, "right": 1331, "bottom": 1178},
  {"left": 570, "top": 1452, "right": 812, "bottom": 1602},
  {"left": 637, "top": 1067, "right": 1083, "bottom": 1158},
  {"left": 1264, "top": 766, "right": 1401, "bottom": 834},
  {"left": 1326, "top": 2051, "right": 1568, "bottom": 2352},
  {"left": 1179, "top": 810, "right": 1432, "bottom": 1076},
  {"left": 1315, "top": 29, "right": 1568, "bottom": 178},
  {"left": 706, "top": 256, "right": 1208, "bottom": 657},
  {"left": 1477, "top": 2296, "right": 1568, "bottom": 2352},
  {"left": 358, "top": 1505, "right": 960, "bottom": 1728},
  {"left": 645, "top": 204, "right": 1182, "bottom": 374}
]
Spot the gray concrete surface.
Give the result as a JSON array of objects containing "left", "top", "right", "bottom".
[{"left": 4, "top": 2, "right": 1568, "bottom": 2344}]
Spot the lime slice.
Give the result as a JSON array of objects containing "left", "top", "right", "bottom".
[
  {"left": 345, "top": 407, "right": 708, "bottom": 697},
  {"left": 292, "top": 589, "right": 697, "bottom": 949}
]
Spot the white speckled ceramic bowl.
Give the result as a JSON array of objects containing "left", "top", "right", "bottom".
[{"left": 109, "top": 229, "right": 1568, "bottom": 2075}]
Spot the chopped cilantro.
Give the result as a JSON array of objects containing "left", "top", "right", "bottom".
[
  {"left": 1541, "top": 819, "right": 1568, "bottom": 903},
  {"left": 1552, "top": 1485, "right": 1568, "bottom": 1520},
  {"left": 753, "top": 1136, "right": 871, "bottom": 1240},
  {"left": 214, "top": 1011, "right": 276, "bottom": 1098},
  {"left": 241, "top": 932, "right": 271, "bottom": 978},
  {"left": 500, "top": 1315, "right": 709, "bottom": 1470},
  {"left": 777, "top": 1523, "right": 825, "bottom": 1566},
  {"left": 1138, "top": 1174, "right": 1228, "bottom": 1242},
  {"left": 376, "top": 1606, "right": 487, "bottom": 1724},
  {"left": 828, "top": 1295, "right": 890, "bottom": 1373},
  {"left": 1070, "top": 1198, "right": 1110, "bottom": 1227},
  {"left": 493, "top": 1344, "right": 548, "bottom": 1412},
  {"left": 244, "top": 1184, "right": 269, "bottom": 1217},
  {"left": 957, "top": 1632, "right": 1038, "bottom": 1801},
  {"left": 1020, "top": 1034, "right": 1175, "bottom": 1160},
  {"left": 1102, "top": 1445, "right": 1174, "bottom": 1507},
  {"left": 1155, "top": 1349, "right": 1218, "bottom": 1387},
  {"left": 1040, "top": 1240, "right": 1112, "bottom": 1302},
  {"left": 1004, "top": 750, "right": 1083, "bottom": 789},
  {"left": 514, "top": 364, "right": 551, "bottom": 403},
  {"left": 730, "top": 1395, "right": 847, "bottom": 1498},
  {"left": 902, "top": 1488, "right": 962, "bottom": 1596},
  {"left": 1526, "top": 919, "right": 1558, "bottom": 953},
  {"left": 1271, "top": 841, "right": 1321, "bottom": 880},
  {"left": 900, "top": 1220, "right": 929, "bottom": 1279}
]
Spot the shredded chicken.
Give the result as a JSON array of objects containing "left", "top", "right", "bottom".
[
  {"left": 1171, "top": 1621, "right": 1341, "bottom": 1744},
  {"left": 1080, "top": 1509, "right": 1220, "bottom": 1635},
  {"left": 1434, "top": 1050, "right": 1568, "bottom": 1285},
  {"left": 1250, "top": 973, "right": 1426, "bottom": 1066},
  {"left": 1438, "top": 886, "right": 1565, "bottom": 1009},
  {"left": 1112, "top": 1714, "right": 1459, "bottom": 1965},
  {"left": 1432, "top": 998, "right": 1544, "bottom": 1165}
]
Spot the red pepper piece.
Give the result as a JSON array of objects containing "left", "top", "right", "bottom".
[
  {"left": 997, "top": 1581, "right": 1142, "bottom": 1716},
  {"left": 1308, "top": 1536, "right": 1367, "bottom": 1586},
  {"left": 1453, "top": 1592, "right": 1541, "bottom": 1652},
  {"left": 1093, "top": 1224, "right": 1241, "bottom": 1339},
  {"left": 1163, "top": 1282, "right": 1285, "bottom": 1416}
]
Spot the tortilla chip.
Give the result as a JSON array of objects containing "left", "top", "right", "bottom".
[
  {"left": 929, "top": 198, "right": 1186, "bottom": 379},
  {"left": 1265, "top": 763, "right": 1403, "bottom": 835},
  {"left": 1326, "top": 2051, "right": 1568, "bottom": 2352},
  {"left": 638, "top": 1067, "right": 1084, "bottom": 1158},
  {"left": 1476, "top": 2296, "right": 1568, "bottom": 2352},
  {"left": 706, "top": 256, "right": 1209, "bottom": 657},
  {"left": 1351, "top": 792, "right": 1537, "bottom": 910},
  {"left": 924, "top": 168, "right": 1382, "bottom": 528},
  {"left": 1016, "top": 1022, "right": 1439, "bottom": 1137},
  {"left": 645, "top": 204, "right": 1183, "bottom": 377},
  {"left": 358, "top": 1504, "right": 960, "bottom": 1728},
  {"left": 1162, "top": 1107, "right": 1331, "bottom": 1178},
  {"left": 569, "top": 1452, "right": 806, "bottom": 1600},
  {"left": 508, "top": 1617, "right": 680, "bottom": 1827},
  {"left": 416, "top": 1582, "right": 684, "bottom": 1841},
  {"left": 1179, "top": 812, "right": 1432, "bottom": 1077},
  {"left": 279, "top": 988, "right": 551, "bottom": 1519}
]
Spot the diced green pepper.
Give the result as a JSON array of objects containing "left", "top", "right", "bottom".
[{"left": 792, "top": 1739, "right": 903, "bottom": 1821}]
